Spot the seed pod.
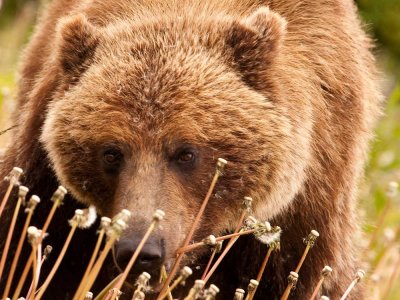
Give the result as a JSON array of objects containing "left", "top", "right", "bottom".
[
  {"left": 203, "top": 235, "right": 217, "bottom": 246},
  {"left": 84, "top": 291, "right": 93, "bottom": 300},
  {"left": 233, "top": 288, "right": 245, "bottom": 300},
  {"left": 304, "top": 230, "right": 319, "bottom": 247},
  {"left": 205, "top": 284, "right": 220, "bottom": 300},
  {"left": 243, "top": 197, "right": 253, "bottom": 211},
  {"left": 216, "top": 158, "right": 227, "bottom": 174},
  {"left": 153, "top": 209, "right": 165, "bottom": 222},
  {"left": 321, "top": 266, "right": 333, "bottom": 277},
  {"left": 180, "top": 266, "right": 193, "bottom": 286},
  {"left": 24, "top": 195, "right": 40, "bottom": 213},
  {"left": 112, "top": 209, "right": 131, "bottom": 223},
  {"left": 5, "top": 167, "right": 23, "bottom": 185},
  {"left": 51, "top": 186, "right": 67, "bottom": 204},
  {"left": 18, "top": 186, "right": 29, "bottom": 205}
]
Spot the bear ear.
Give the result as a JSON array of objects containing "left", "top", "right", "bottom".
[
  {"left": 226, "top": 7, "right": 287, "bottom": 88},
  {"left": 55, "top": 14, "right": 99, "bottom": 80}
]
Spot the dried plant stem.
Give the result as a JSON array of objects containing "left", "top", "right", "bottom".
[
  {"left": 13, "top": 197, "right": 62, "bottom": 299},
  {"left": 77, "top": 217, "right": 126, "bottom": 300},
  {"left": 26, "top": 243, "right": 40, "bottom": 300},
  {"left": 34, "top": 222, "right": 78, "bottom": 300},
  {"left": 202, "top": 208, "right": 248, "bottom": 284},
  {"left": 201, "top": 248, "right": 218, "bottom": 280},
  {"left": 12, "top": 245, "right": 35, "bottom": 300},
  {"left": 73, "top": 228, "right": 106, "bottom": 300},
  {"left": 0, "top": 167, "right": 23, "bottom": 219},
  {"left": 295, "top": 230, "right": 319, "bottom": 274},
  {"left": 295, "top": 244, "right": 311, "bottom": 273},
  {"left": 203, "top": 231, "right": 241, "bottom": 283},
  {"left": 93, "top": 274, "right": 122, "bottom": 300},
  {"left": 280, "top": 272, "right": 299, "bottom": 300},
  {"left": 158, "top": 159, "right": 227, "bottom": 298},
  {"left": 0, "top": 181, "right": 14, "bottom": 218},
  {"left": 309, "top": 266, "right": 332, "bottom": 300},
  {"left": 159, "top": 267, "right": 192, "bottom": 300},
  {"left": 79, "top": 230, "right": 122, "bottom": 300},
  {"left": 340, "top": 270, "right": 365, "bottom": 300},
  {"left": 0, "top": 194, "right": 23, "bottom": 281},
  {"left": 2, "top": 208, "right": 34, "bottom": 299},
  {"left": 27, "top": 244, "right": 47, "bottom": 300},
  {"left": 177, "top": 228, "right": 256, "bottom": 254},
  {"left": 381, "top": 253, "right": 400, "bottom": 300},
  {"left": 110, "top": 211, "right": 164, "bottom": 300},
  {"left": 244, "top": 280, "right": 259, "bottom": 300},
  {"left": 158, "top": 266, "right": 173, "bottom": 300},
  {"left": 256, "top": 247, "right": 274, "bottom": 282},
  {"left": 245, "top": 247, "right": 274, "bottom": 300}
]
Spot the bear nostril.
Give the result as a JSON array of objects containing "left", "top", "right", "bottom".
[
  {"left": 138, "top": 252, "right": 162, "bottom": 265},
  {"left": 115, "top": 236, "right": 164, "bottom": 272}
]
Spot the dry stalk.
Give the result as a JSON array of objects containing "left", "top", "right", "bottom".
[
  {"left": 93, "top": 274, "right": 122, "bottom": 300},
  {"left": 159, "top": 266, "right": 193, "bottom": 300},
  {"left": 201, "top": 216, "right": 263, "bottom": 284},
  {"left": 158, "top": 266, "right": 173, "bottom": 300},
  {"left": 109, "top": 210, "right": 165, "bottom": 300},
  {"left": 0, "top": 186, "right": 29, "bottom": 281},
  {"left": 201, "top": 241, "right": 223, "bottom": 280},
  {"left": 247, "top": 244, "right": 279, "bottom": 300},
  {"left": 280, "top": 271, "right": 299, "bottom": 300},
  {"left": 104, "top": 289, "right": 122, "bottom": 300},
  {"left": 295, "top": 230, "right": 319, "bottom": 274},
  {"left": 12, "top": 226, "right": 42, "bottom": 300},
  {"left": 309, "top": 266, "right": 333, "bottom": 300},
  {"left": 73, "top": 217, "right": 111, "bottom": 300},
  {"left": 184, "top": 279, "right": 205, "bottom": 300},
  {"left": 14, "top": 185, "right": 67, "bottom": 298},
  {"left": 26, "top": 242, "right": 43, "bottom": 300},
  {"left": 158, "top": 158, "right": 227, "bottom": 298},
  {"left": 35, "top": 209, "right": 88, "bottom": 300},
  {"left": 177, "top": 229, "right": 258, "bottom": 254},
  {"left": 244, "top": 279, "right": 259, "bottom": 300},
  {"left": 78, "top": 217, "right": 128, "bottom": 300},
  {"left": 2, "top": 195, "right": 40, "bottom": 299},
  {"left": 0, "top": 167, "right": 23, "bottom": 219},
  {"left": 339, "top": 269, "right": 365, "bottom": 300}
]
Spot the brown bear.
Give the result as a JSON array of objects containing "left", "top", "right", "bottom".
[{"left": 0, "top": 0, "right": 381, "bottom": 299}]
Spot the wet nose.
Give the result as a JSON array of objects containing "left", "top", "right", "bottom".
[{"left": 114, "top": 235, "right": 164, "bottom": 271}]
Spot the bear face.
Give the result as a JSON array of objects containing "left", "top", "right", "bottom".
[{"left": 40, "top": 8, "right": 310, "bottom": 279}]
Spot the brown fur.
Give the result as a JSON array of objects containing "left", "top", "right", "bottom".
[{"left": 0, "top": 0, "right": 381, "bottom": 299}]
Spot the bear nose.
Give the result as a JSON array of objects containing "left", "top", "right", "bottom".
[{"left": 114, "top": 235, "right": 164, "bottom": 271}]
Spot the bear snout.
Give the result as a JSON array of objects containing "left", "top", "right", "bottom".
[{"left": 113, "top": 234, "right": 165, "bottom": 281}]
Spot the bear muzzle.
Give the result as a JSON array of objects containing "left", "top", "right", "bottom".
[{"left": 113, "top": 233, "right": 166, "bottom": 285}]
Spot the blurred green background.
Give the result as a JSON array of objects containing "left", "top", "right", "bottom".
[{"left": 0, "top": 0, "right": 399, "bottom": 298}]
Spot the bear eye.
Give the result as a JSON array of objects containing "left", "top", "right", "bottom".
[
  {"left": 102, "top": 148, "right": 123, "bottom": 169},
  {"left": 178, "top": 151, "right": 195, "bottom": 163},
  {"left": 173, "top": 147, "right": 198, "bottom": 169}
]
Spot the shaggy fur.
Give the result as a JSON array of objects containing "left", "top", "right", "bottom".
[{"left": 0, "top": 0, "right": 381, "bottom": 299}]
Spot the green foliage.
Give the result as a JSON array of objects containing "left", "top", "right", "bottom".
[{"left": 357, "top": 0, "right": 400, "bottom": 75}]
